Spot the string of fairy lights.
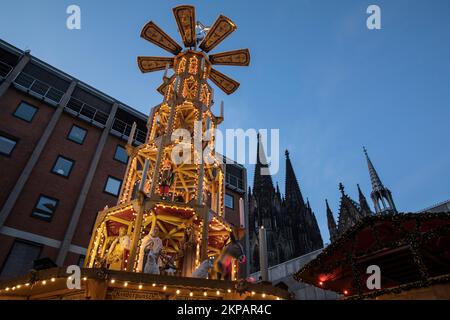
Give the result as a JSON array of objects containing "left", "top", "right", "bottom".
[{"left": 0, "top": 275, "right": 284, "bottom": 300}]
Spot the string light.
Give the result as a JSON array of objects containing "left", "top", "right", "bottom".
[
  {"left": 51, "top": 278, "right": 56, "bottom": 282},
  {"left": 216, "top": 290, "right": 220, "bottom": 296},
  {"left": 262, "top": 293, "right": 266, "bottom": 298},
  {"left": 189, "top": 292, "right": 193, "bottom": 297},
  {"left": 83, "top": 277, "right": 87, "bottom": 281},
  {"left": 110, "top": 279, "right": 116, "bottom": 284},
  {"left": 176, "top": 289, "right": 180, "bottom": 295},
  {"left": 124, "top": 282, "right": 128, "bottom": 287},
  {"left": 203, "top": 291, "right": 207, "bottom": 297},
  {"left": 152, "top": 283, "right": 156, "bottom": 287},
  {"left": 139, "top": 284, "right": 143, "bottom": 289},
  {"left": 163, "top": 285, "right": 167, "bottom": 291}
]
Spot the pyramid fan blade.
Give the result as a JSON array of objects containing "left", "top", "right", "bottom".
[
  {"left": 157, "top": 75, "right": 175, "bottom": 95},
  {"left": 141, "top": 21, "right": 183, "bottom": 55},
  {"left": 173, "top": 5, "right": 196, "bottom": 48},
  {"left": 137, "top": 56, "right": 174, "bottom": 73},
  {"left": 199, "top": 15, "right": 237, "bottom": 53},
  {"left": 209, "top": 68, "right": 240, "bottom": 95},
  {"left": 209, "top": 49, "right": 250, "bottom": 66}
]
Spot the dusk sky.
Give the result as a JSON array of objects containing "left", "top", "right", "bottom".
[{"left": 1, "top": 0, "right": 449, "bottom": 243}]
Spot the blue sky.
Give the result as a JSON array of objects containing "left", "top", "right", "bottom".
[{"left": 1, "top": 0, "right": 450, "bottom": 243}]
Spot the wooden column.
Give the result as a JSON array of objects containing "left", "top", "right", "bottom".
[{"left": 127, "top": 159, "right": 150, "bottom": 272}]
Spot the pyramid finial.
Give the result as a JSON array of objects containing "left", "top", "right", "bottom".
[{"left": 285, "top": 149, "right": 290, "bottom": 159}]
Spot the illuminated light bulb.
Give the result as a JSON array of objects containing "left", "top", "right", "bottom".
[
  {"left": 203, "top": 291, "right": 207, "bottom": 297},
  {"left": 25, "top": 283, "right": 30, "bottom": 287},
  {"left": 319, "top": 281, "right": 323, "bottom": 286},
  {"left": 216, "top": 290, "right": 220, "bottom": 296},
  {"left": 227, "top": 289, "right": 231, "bottom": 293},
  {"left": 176, "top": 289, "right": 180, "bottom": 295},
  {"left": 5, "top": 287, "right": 10, "bottom": 291},
  {"left": 262, "top": 293, "right": 266, "bottom": 298},
  {"left": 42, "top": 280, "right": 47, "bottom": 285},
  {"left": 83, "top": 277, "right": 87, "bottom": 281},
  {"left": 124, "top": 282, "right": 128, "bottom": 287},
  {"left": 152, "top": 283, "right": 156, "bottom": 287},
  {"left": 276, "top": 297, "right": 281, "bottom": 300},
  {"left": 111, "top": 279, "right": 116, "bottom": 284},
  {"left": 189, "top": 292, "right": 193, "bottom": 297},
  {"left": 51, "top": 278, "right": 56, "bottom": 282},
  {"left": 139, "top": 285, "right": 143, "bottom": 290},
  {"left": 12, "top": 287, "right": 16, "bottom": 291},
  {"left": 251, "top": 291, "right": 256, "bottom": 296},
  {"left": 17, "top": 285, "right": 21, "bottom": 289},
  {"left": 343, "top": 290, "right": 349, "bottom": 295},
  {"left": 163, "top": 285, "right": 167, "bottom": 291}
]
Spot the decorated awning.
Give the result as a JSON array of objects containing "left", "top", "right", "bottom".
[{"left": 294, "top": 212, "right": 450, "bottom": 298}]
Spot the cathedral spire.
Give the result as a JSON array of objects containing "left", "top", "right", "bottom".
[
  {"left": 337, "top": 182, "right": 364, "bottom": 234},
  {"left": 326, "top": 199, "right": 338, "bottom": 243},
  {"left": 363, "top": 147, "right": 397, "bottom": 214},
  {"left": 284, "top": 149, "right": 306, "bottom": 209},
  {"left": 357, "top": 184, "right": 372, "bottom": 217},
  {"left": 363, "top": 147, "right": 384, "bottom": 192},
  {"left": 253, "top": 133, "right": 274, "bottom": 193}
]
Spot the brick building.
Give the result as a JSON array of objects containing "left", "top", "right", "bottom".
[{"left": 0, "top": 39, "right": 247, "bottom": 280}]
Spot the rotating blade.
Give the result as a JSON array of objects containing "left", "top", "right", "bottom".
[
  {"left": 157, "top": 75, "right": 175, "bottom": 95},
  {"left": 173, "top": 5, "right": 196, "bottom": 48},
  {"left": 137, "top": 56, "right": 174, "bottom": 73},
  {"left": 199, "top": 15, "right": 237, "bottom": 53},
  {"left": 209, "top": 68, "right": 240, "bottom": 95},
  {"left": 141, "top": 21, "right": 182, "bottom": 55},
  {"left": 209, "top": 49, "right": 250, "bottom": 66}
]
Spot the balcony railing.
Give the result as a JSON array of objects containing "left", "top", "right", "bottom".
[
  {"left": 13, "top": 72, "right": 65, "bottom": 105},
  {"left": 65, "top": 97, "right": 109, "bottom": 127},
  {"left": 0, "top": 61, "right": 13, "bottom": 79},
  {"left": 111, "top": 118, "right": 147, "bottom": 145}
]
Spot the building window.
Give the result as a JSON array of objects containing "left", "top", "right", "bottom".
[
  {"left": 114, "top": 145, "right": 129, "bottom": 164},
  {"left": 51, "top": 155, "right": 74, "bottom": 177},
  {"left": 31, "top": 195, "right": 59, "bottom": 222},
  {"left": 67, "top": 125, "right": 87, "bottom": 144},
  {"left": 13, "top": 102, "right": 38, "bottom": 122},
  {"left": 104, "top": 176, "right": 122, "bottom": 197},
  {"left": 0, "top": 134, "right": 17, "bottom": 156},
  {"left": 225, "top": 193, "right": 234, "bottom": 209},
  {"left": 0, "top": 241, "right": 41, "bottom": 281}
]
